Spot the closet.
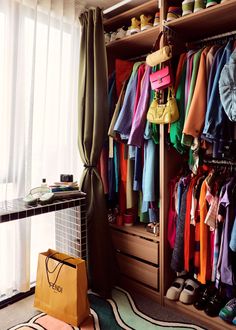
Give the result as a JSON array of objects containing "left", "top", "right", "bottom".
[{"left": 103, "top": 1, "right": 236, "bottom": 329}]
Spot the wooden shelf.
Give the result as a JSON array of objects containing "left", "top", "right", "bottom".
[
  {"left": 165, "top": 298, "right": 235, "bottom": 330},
  {"left": 164, "top": 0, "right": 236, "bottom": 42},
  {"left": 106, "top": 25, "right": 160, "bottom": 58},
  {"left": 103, "top": 0, "right": 159, "bottom": 31},
  {"left": 110, "top": 223, "right": 160, "bottom": 242}
]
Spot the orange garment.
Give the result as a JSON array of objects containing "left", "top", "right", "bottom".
[
  {"left": 183, "top": 47, "right": 210, "bottom": 138},
  {"left": 198, "top": 179, "right": 211, "bottom": 284},
  {"left": 175, "top": 53, "right": 187, "bottom": 95}
]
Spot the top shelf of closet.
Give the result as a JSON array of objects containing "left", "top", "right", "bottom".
[
  {"left": 164, "top": 0, "right": 236, "bottom": 42},
  {"left": 103, "top": 0, "right": 158, "bottom": 31},
  {"left": 106, "top": 26, "right": 160, "bottom": 58}
]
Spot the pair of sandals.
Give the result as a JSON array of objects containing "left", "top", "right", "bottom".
[{"left": 166, "top": 277, "right": 199, "bottom": 304}]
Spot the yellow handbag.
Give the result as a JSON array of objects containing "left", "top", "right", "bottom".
[
  {"left": 146, "top": 31, "right": 172, "bottom": 67},
  {"left": 147, "top": 88, "right": 179, "bottom": 124},
  {"left": 146, "top": 45, "right": 172, "bottom": 67}
]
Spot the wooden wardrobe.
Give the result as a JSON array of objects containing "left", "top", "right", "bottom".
[{"left": 104, "top": 1, "right": 236, "bottom": 329}]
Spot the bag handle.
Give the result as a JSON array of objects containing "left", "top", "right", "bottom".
[
  {"left": 45, "top": 252, "right": 75, "bottom": 287},
  {"left": 151, "top": 30, "right": 170, "bottom": 52}
]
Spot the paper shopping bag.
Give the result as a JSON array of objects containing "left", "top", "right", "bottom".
[{"left": 34, "top": 249, "right": 90, "bottom": 326}]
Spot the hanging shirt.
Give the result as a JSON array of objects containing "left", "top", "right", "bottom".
[
  {"left": 171, "top": 176, "right": 190, "bottom": 272},
  {"left": 114, "top": 62, "right": 142, "bottom": 140},
  {"left": 170, "top": 59, "right": 187, "bottom": 154},
  {"left": 141, "top": 122, "right": 157, "bottom": 215},
  {"left": 183, "top": 47, "right": 210, "bottom": 142},
  {"left": 202, "top": 41, "right": 233, "bottom": 148},
  {"left": 182, "top": 49, "right": 202, "bottom": 146},
  {"left": 128, "top": 65, "right": 151, "bottom": 147},
  {"left": 217, "top": 177, "right": 236, "bottom": 286}
]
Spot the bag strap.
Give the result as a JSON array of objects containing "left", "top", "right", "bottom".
[
  {"left": 151, "top": 31, "right": 163, "bottom": 52},
  {"left": 152, "top": 30, "right": 170, "bottom": 52},
  {"left": 45, "top": 253, "right": 75, "bottom": 287}
]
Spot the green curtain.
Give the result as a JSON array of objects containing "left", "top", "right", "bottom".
[{"left": 78, "top": 8, "right": 117, "bottom": 297}]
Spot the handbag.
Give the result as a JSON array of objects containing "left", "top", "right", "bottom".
[
  {"left": 147, "top": 88, "right": 179, "bottom": 124},
  {"left": 146, "top": 32, "right": 172, "bottom": 67},
  {"left": 150, "top": 65, "right": 173, "bottom": 90}
]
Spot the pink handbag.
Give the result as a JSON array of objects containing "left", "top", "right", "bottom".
[{"left": 150, "top": 65, "right": 173, "bottom": 91}]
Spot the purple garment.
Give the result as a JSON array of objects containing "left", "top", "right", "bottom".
[
  {"left": 217, "top": 177, "right": 236, "bottom": 286},
  {"left": 114, "top": 62, "right": 141, "bottom": 140},
  {"left": 128, "top": 65, "right": 151, "bottom": 147}
]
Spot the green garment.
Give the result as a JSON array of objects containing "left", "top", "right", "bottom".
[
  {"left": 170, "top": 61, "right": 187, "bottom": 154},
  {"left": 78, "top": 8, "right": 118, "bottom": 297},
  {"left": 181, "top": 49, "right": 202, "bottom": 147}
]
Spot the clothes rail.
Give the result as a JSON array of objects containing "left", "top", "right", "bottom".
[
  {"left": 187, "top": 29, "right": 236, "bottom": 47},
  {"left": 126, "top": 53, "right": 149, "bottom": 61},
  {"left": 203, "top": 159, "right": 236, "bottom": 167}
]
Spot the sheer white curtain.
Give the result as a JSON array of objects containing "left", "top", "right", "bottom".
[{"left": 0, "top": 0, "right": 82, "bottom": 298}]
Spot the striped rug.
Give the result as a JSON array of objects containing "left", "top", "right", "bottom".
[{"left": 8, "top": 287, "right": 205, "bottom": 330}]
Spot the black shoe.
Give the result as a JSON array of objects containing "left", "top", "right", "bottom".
[
  {"left": 204, "top": 292, "right": 227, "bottom": 317},
  {"left": 193, "top": 285, "right": 215, "bottom": 310}
]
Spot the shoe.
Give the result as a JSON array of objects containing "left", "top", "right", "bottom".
[
  {"left": 126, "top": 17, "right": 140, "bottom": 35},
  {"left": 182, "top": 0, "right": 194, "bottom": 16},
  {"left": 204, "top": 291, "right": 227, "bottom": 317},
  {"left": 206, "top": 0, "right": 221, "bottom": 8},
  {"left": 219, "top": 298, "right": 236, "bottom": 323},
  {"left": 166, "top": 277, "right": 185, "bottom": 301},
  {"left": 179, "top": 279, "right": 199, "bottom": 304},
  {"left": 193, "top": 0, "right": 206, "bottom": 12},
  {"left": 140, "top": 14, "right": 153, "bottom": 31},
  {"left": 193, "top": 284, "right": 216, "bottom": 310},
  {"left": 115, "top": 27, "right": 126, "bottom": 40},
  {"left": 110, "top": 31, "right": 117, "bottom": 42},
  {"left": 104, "top": 32, "right": 110, "bottom": 44},
  {"left": 166, "top": 6, "right": 182, "bottom": 22},
  {"left": 233, "top": 317, "right": 236, "bottom": 325},
  {"left": 153, "top": 11, "right": 160, "bottom": 26}
]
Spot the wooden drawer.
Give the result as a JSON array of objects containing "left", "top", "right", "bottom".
[
  {"left": 111, "top": 229, "right": 158, "bottom": 265},
  {"left": 116, "top": 253, "right": 159, "bottom": 290}
]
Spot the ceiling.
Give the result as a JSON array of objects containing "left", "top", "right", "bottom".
[{"left": 76, "top": 0, "right": 145, "bottom": 18}]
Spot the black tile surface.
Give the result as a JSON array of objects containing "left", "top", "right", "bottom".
[{"left": 0, "top": 194, "right": 86, "bottom": 223}]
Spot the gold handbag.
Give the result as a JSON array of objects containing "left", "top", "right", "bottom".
[{"left": 147, "top": 88, "right": 179, "bottom": 124}]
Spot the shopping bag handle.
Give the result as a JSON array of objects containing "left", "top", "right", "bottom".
[{"left": 45, "top": 253, "right": 74, "bottom": 287}]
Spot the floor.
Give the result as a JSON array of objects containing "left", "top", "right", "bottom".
[
  {"left": 0, "top": 291, "right": 209, "bottom": 330},
  {"left": 0, "top": 295, "right": 38, "bottom": 330}
]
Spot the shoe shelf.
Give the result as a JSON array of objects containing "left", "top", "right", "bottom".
[
  {"left": 103, "top": 0, "right": 159, "bottom": 32},
  {"left": 164, "top": 0, "right": 236, "bottom": 42},
  {"left": 164, "top": 298, "right": 235, "bottom": 330},
  {"left": 106, "top": 25, "right": 160, "bottom": 58}
]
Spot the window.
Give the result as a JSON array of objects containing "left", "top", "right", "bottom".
[{"left": 0, "top": 0, "right": 82, "bottom": 298}]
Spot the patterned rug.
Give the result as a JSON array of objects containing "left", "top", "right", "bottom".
[{"left": 8, "top": 287, "right": 205, "bottom": 330}]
